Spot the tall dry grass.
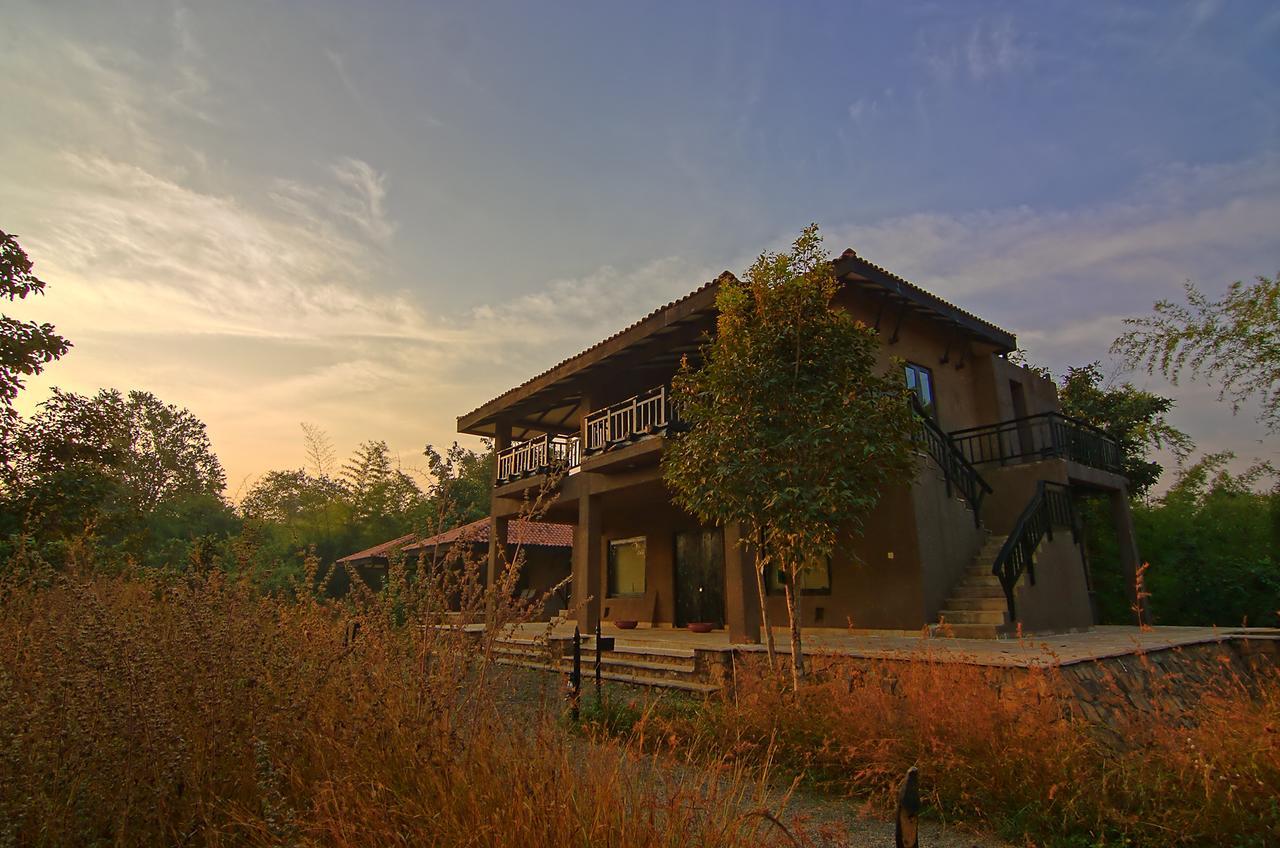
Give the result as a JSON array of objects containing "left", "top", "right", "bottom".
[
  {"left": 0, "top": 566, "right": 793, "bottom": 848},
  {"left": 625, "top": 649, "right": 1280, "bottom": 847}
]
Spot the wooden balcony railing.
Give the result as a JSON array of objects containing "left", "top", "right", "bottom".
[
  {"left": 948, "top": 413, "right": 1124, "bottom": 475},
  {"left": 495, "top": 433, "right": 581, "bottom": 485},
  {"left": 582, "top": 385, "right": 672, "bottom": 455}
]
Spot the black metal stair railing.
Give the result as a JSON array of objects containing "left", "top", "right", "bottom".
[
  {"left": 948, "top": 412, "right": 1124, "bottom": 474},
  {"left": 991, "top": 480, "right": 1080, "bottom": 619},
  {"left": 910, "top": 398, "right": 993, "bottom": 527}
]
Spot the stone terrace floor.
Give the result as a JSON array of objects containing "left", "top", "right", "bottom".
[{"left": 499, "top": 621, "right": 1278, "bottom": 668}]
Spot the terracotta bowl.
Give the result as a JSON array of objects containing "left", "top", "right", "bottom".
[
  {"left": 687, "top": 622, "right": 715, "bottom": 633},
  {"left": 614, "top": 619, "right": 638, "bottom": 630}
]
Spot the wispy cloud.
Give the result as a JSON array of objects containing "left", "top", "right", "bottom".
[{"left": 918, "top": 16, "right": 1033, "bottom": 83}]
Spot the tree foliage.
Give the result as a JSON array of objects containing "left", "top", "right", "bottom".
[
  {"left": 0, "top": 230, "right": 71, "bottom": 416},
  {"left": 1057, "top": 362, "right": 1193, "bottom": 496},
  {"left": 1112, "top": 273, "right": 1280, "bottom": 431},
  {"left": 663, "top": 225, "right": 916, "bottom": 683},
  {"left": 1086, "top": 453, "right": 1279, "bottom": 627}
]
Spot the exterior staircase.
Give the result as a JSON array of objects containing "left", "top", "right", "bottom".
[{"left": 935, "top": 533, "right": 1016, "bottom": 639}]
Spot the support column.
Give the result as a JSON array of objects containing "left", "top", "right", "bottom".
[
  {"left": 1109, "top": 485, "right": 1143, "bottom": 620},
  {"left": 573, "top": 492, "right": 603, "bottom": 630},
  {"left": 487, "top": 419, "right": 512, "bottom": 590},
  {"left": 724, "top": 522, "right": 761, "bottom": 644}
]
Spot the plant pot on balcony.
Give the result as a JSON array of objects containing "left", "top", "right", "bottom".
[
  {"left": 614, "top": 619, "right": 638, "bottom": 630},
  {"left": 687, "top": 622, "right": 715, "bottom": 634}
]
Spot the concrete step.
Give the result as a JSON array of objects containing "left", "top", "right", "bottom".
[
  {"left": 956, "top": 574, "right": 1002, "bottom": 588},
  {"left": 934, "top": 622, "right": 1008, "bottom": 639},
  {"left": 944, "top": 596, "right": 1008, "bottom": 611},
  {"left": 951, "top": 583, "right": 1007, "bottom": 599},
  {"left": 938, "top": 608, "right": 1009, "bottom": 625},
  {"left": 553, "top": 656, "right": 697, "bottom": 680},
  {"left": 584, "top": 669, "right": 718, "bottom": 694}
]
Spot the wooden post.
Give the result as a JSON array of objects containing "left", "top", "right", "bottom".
[
  {"left": 724, "top": 522, "right": 761, "bottom": 644},
  {"left": 895, "top": 766, "right": 920, "bottom": 848},
  {"left": 570, "top": 626, "right": 581, "bottom": 722}
]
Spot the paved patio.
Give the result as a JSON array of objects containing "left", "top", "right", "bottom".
[{"left": 499, "top": 621, "right": 1277, "bottom": 668}]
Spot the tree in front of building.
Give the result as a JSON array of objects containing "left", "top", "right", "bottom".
[
  {"left": 663, "top": 225, "right": 916, "bottom": 688},
  {"left": 0, "top": 230, "right": 71, "bottom": 422},
  {"left": 1112, "top": 272, "right": 1279, "bottom": 432}
]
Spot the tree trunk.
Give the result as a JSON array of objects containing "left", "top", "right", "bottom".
[
  {"left": 754, "top": 527, "right": 777, "bottom": 672},
  {"left": 782, "top": 561, "right": 805, "bottom": 690}
]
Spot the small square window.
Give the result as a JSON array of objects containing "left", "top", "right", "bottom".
[{"left": 607, "top": 536, "right": 646, "bottom": 597}]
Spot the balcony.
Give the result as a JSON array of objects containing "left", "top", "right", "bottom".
[
  {"left": 494, "top": 385, "right": 675, "bottom": 488},
  {"left": 582, "top": 385, "right": 673, "bottom": 455},
  {"left": 947, "top": 413, "right": 1123, "bottom": 475},
  {"left": 495, "top": 433, "right": 581, "bottom": 485}
]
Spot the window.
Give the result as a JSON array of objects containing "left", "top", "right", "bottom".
[
  {"left": 607, "top": 536, "right": 646, "bottom": 597},
  {"left": 766, "top": 556, "right": 831, "bottom": 595},
  {"left": 905, "top": 362, "right": 937, "bottom": 418}
]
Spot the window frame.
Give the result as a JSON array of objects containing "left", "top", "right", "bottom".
[
  {"left": 606, "top": 535, "right": 647, "bottom": 598},
  {"left": 905, "top": 361, "right": 938, "bottom": 420},
  {"left": 765, "top": 555, "right": 832, "bottom": 597}
]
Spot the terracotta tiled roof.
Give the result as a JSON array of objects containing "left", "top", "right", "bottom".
[
  {"left": 459, "top": 250, "right": 1016, "bottom": 427},
  {"left": 404, "top": 517, "right": 574, "bottom": 551},
  {"left": 834, "top": 249, "right": 1015, "bottom": 349},
  {"left": 336, "top": 533, "right": 418, "bottom": 564}
]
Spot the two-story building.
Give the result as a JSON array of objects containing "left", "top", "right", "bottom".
[{"left": 457, "top": 249, "right": 1141, "bottom": 640}]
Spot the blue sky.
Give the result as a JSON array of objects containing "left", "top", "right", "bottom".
[{"left": 3, "top": 1, "right": 1278, "bottom": 491}]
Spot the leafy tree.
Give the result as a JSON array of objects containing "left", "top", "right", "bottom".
[
  {"left": 12, "top": 389, "right": 225, "bottom": 512},
  {"left": 1113, "top": 272, "right": 1280, "bottom": 431},
  {"left": 1088, "top": 453, "right": 1278, "bottom": 627},
  {"left": 1, "top": 388, "right": 231, "bottom": 569},
  {"left": 421, "top": 441, "right": 494, "bottom": 534},
  {"left": 663, "top": 225, "right": 916, "bottom": 687},
  {"left": 1057, "top": 362, "right": 1193, "bottom": 497},
  {"left": 0, "top": 231, "right": 71, "bottom": 419}
]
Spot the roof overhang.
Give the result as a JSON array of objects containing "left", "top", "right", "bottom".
[
  {"left": 832, "top": 251, "right": 1017, "bottom": 353},
  {"left": 458, "top": 252, "right": 1017, "bottom": 438}
]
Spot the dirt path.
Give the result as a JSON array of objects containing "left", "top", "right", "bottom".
[{"left": 492, "top": 665, "right": 1011, "bottom": 848}]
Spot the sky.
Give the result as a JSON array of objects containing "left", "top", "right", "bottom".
[{"left": 3, "top": 0, "right": 1278, "bottom": 496}]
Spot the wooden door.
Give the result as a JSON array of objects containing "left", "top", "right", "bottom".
[{"left": 674, "top": 528, "right": 725, "bottom": 627}]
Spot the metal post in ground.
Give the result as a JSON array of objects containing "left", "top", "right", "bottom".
[
  {"left": 594, "top": 620, "right": 603, "bottom": 706},
  {"left": 570, "top": 626, "right": 581, "bottom": 722}
]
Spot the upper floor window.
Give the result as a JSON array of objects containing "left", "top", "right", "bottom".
[
  {"left": 905, "top": 362, "right": 937, "bottom": 419},
  {"left": 607, "top": 536, "right": 646, "bottom": 597}
]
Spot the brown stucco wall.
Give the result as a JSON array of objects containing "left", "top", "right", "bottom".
[
  {"left": 1011, "top": 532, "right": 1095, "bottom": 633},
  {"left": 595, "top": 490, "right": 704, "bottom": 627},
  {"left": 911, "top": 457, "right": 988, "bottom": 622},
  {"left": 981, "top": 459, "right": 1070, "bottom": 535}
]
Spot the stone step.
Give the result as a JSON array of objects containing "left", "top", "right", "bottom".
[
  {"left": 944, "top": 596, "right": 1009, "bottom": 611},
  {"left": 938, "top": 608, "right": 1009, "bottom": 625}
]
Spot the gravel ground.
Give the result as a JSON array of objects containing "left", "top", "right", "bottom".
[{"left": 490, "top": 665, "right": 1011, "bottom": 848}]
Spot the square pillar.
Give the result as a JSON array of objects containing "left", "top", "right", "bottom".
[
  {"left": 573, "top": 493, "right": 603, "bottom": 630},
  {"left": 486, "top": 515, "right": 509, "bottom": 588},
  {"left": 724, "top": 522, "right": 761, "bottom": 644},
  {"left": 487, "top": 418, "right": 513, "bottom": 594},
  {"left": 1109, "top": 485, "right": 1144, "bottom": 621}
]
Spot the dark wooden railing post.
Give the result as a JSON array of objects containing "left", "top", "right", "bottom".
[
  {"left": 896, "top": 766, "right": 920, "bottom": 848},
  {"left": 594, "top": 620, "right": 603, "bottom": 706}
]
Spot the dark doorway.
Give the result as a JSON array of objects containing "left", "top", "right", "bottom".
[
  {"left": 674, "top": 528, "right": 725, "bottom": 627},
  {"left": 1009, "top": 379, "right": 1034, "bottom": 459}
]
